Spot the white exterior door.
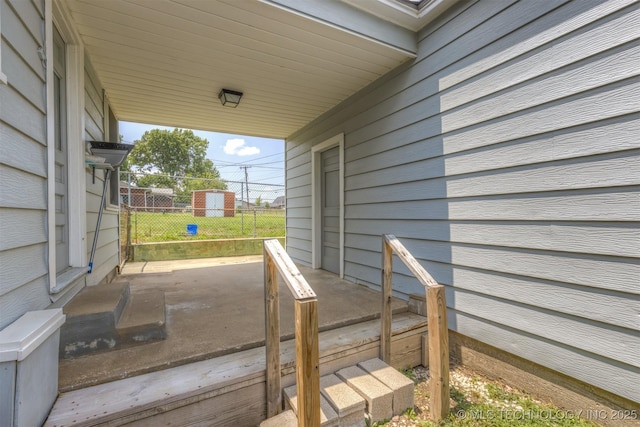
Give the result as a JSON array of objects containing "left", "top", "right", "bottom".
[
  {"left": 53, "top": 26, "right": 69, "bottom": 273},
  {"left": 321, "top": 146, "right": 340, "bottom": 275},
  {"left": 205, "top": 192, "right": 225, "bottom": 217}
]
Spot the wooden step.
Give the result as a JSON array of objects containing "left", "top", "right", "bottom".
[{"left": 46, "top": 313, "right": 426, "bottom": 427}]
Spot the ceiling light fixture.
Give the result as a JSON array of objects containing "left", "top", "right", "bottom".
[{"left": 218, "top": 89, "right": 243, "bottom": 108}]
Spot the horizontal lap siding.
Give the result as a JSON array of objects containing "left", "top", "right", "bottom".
[
  {"left": 84, "top": 58, "right": 118, "bottom": 286},
  {"left": 285, "top": 146, "right": 312, "bottom": 262},
  {"left": 286, "top": 0, "right": 640, "bottom": 402},
  {"left": 0, "top": 0, "right": 49, "bottom": 329}
]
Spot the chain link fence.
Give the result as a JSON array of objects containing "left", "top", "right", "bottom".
[{"left": 118, "top": 171, "right": 285, "bottom": 244}]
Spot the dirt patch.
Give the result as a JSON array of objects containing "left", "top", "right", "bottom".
[{"left": 376, "top": 363, "right": 607, "bottom": 426}]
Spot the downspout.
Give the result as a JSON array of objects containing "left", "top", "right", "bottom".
[
  {"left": 88, "top": 168, "right": 112, "bottom": 274},
  {"left": 86, "top": 141, "right": 133, "bottom": 274}
]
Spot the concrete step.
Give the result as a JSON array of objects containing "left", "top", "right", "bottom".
[
  {"left": 336, "top": 365, "right": 393, "bottom": 423},
  {"left": 60, "top": 282, "right": 130, "bottom": 358},
  {"left": 59, "top": 282, "right": 166, "bottom": 358},
  {"left": 278, "top": 359, "right": 412, "bottom": 426},
  {"left": 320, "top": 374, "right": 366, "bottom": 427},
  {"left": 259, "top": 409, "right": 297, "bottom": 427},
  {"left": 284, "top": 383, "right": 340, "bottom": 426},
  {"left": 358, "top": 358, "right": 414, "bottom": 416},
  {"left": 116, "top": 289, "right": 166, "bottom": 344}
]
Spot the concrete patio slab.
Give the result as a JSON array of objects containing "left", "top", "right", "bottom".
[{"left": 59, "top": 256, "right": 406, "bottom": 391}]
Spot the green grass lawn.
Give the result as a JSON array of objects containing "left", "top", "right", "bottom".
[{"left": 129, "top": 210, "right": 285, "bottom": 243}]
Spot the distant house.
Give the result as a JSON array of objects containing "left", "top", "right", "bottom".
[
  {"left": 235, "top": 199, "right": 255, "bottom": 210},
  {"left": 119, "top": 182, "right": 175, "bottom": 211},
  {"left": 270, "top": 196, "right": 285, "bottom": 209}
]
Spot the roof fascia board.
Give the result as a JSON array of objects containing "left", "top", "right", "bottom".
[
  {"left": 342, "top": 0, "right": 459, "bottom": 31},
  {"left": 416, "top": 0, "right": 460, "bottom": 25},
  {"left": 259, "top": 0, "right": 417, "bottom": 56}
]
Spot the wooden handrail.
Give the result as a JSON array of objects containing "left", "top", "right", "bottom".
[
  {"left": 264, "top": 239, "right": 320, "bottom": 427},
  {"left": 381, "top": 234, "right": 449, "bottom": 422}
]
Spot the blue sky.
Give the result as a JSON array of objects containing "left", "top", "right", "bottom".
[{"left": 119, "top": 121, "right": 285, "bottom": 187}]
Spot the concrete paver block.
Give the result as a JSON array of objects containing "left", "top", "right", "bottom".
[
  {"left": 259, "top": 409, "right": 297, "bottom": 427},
  {"left": 358, "top": 358, "right": 414, "bottom": 415},
  {"left": 336, "top": 365, "right": 393, "bottom": 422},
  {"left": 320, "top": 374, "right": 366, "bottom": 427},
  {"left": 284, "top": 383, "right": 339, "bottom": 426}
]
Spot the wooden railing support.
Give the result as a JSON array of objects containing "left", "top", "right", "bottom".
[
  {"left": 264, "top": 239, "right": 320, "bottom": 427},
  {"left": 295, "top": 299, "right": 320, "bottom": 427},
  {"left": 264, "top": 251, "right": 281, "bottom": 418},
  {"left": 380, "top": 238, "right": 393, "bottom": 364},
  {"left": 381, "top": 234, "right": 449, "bottom": 422},
  {"left": 427, "top": 284, "right": 449, "bottom": 421}
]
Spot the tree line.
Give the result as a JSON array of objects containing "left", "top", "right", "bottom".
[{"left": 121, "top": 128, "right": 226, "bottom": 205}]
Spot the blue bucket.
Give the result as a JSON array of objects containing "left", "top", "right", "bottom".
[{"left": 186, "top": 224, "right": 198, "bottom": 235}]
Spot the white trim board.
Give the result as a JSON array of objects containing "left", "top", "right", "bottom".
[
  {"left": 311, "top": 133, "right": 345, "bottom": 278},
  {"left": 0, "top": 309, "right": 65, "bottom": 362},
  {"left": 46, "top": 0, "right": 87, "bottom": 292},
  {"left": 0, "top": 3, "right": 8, "bottom": 85}
]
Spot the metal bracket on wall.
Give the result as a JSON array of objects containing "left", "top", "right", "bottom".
[{"left": 88, "top": 162, "right": 113, "bottom": 184}]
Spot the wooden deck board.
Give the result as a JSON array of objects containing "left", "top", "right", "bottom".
[{"left": 45, "top": 313, "right": 426, "bottom": 426}]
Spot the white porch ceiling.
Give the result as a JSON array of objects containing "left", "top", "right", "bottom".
[{"left": 63, "top": 0, "right": 419, "bottom": 139}]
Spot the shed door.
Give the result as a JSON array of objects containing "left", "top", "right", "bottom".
[
  {"left": 205, "top": 192, "right": 225, "bottom": 217},
  {"left": 321, "top": 147, "right": 340, "bottom": 275}
]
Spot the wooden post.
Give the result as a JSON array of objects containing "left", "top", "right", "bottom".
[
  {"left": 263, "top": 239, "right": 320, "bottom": 425},
  {"left": 295, "top": 299, "right": 320, "bottom": 427},
  {"left": 264, "top": 252, "right": 281, "bottom": 418},
  {"left": 380, "top": 237, "right": 393, "bottom": 364},
  {"left": 427, "top": 285, "right": 449, "bottom": 422},
  {"left": 380, "top": 235, "right": 448, "bottom": 421}
]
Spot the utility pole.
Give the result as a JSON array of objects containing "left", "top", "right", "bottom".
[{"left": 240, "top": 165, "right": 251, "bottom": 206}]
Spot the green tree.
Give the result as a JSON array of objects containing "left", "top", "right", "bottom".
[
  {"left": 175, "top": 171, "right": 226, "bottom": 204},
  {"left": 255, "top": 195, "right": 262, "bottom": 207},
  {"left": 122, "top": 128, "right": 226, "bottom": 201},
  {"left": 136, "top": 174, "right": 175, "bottom": 189}
]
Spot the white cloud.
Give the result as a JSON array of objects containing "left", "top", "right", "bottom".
[
  {"left": 223, "top": 138, "right": 244, "bottom": 154},
  {"left": 238, "top": 146, "right": 260, "bottom": 156},
  {"left": 223, "top": 138, "right": 260, "bottom": 156}
]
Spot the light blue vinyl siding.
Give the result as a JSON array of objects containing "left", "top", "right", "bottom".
[
  {"left": 0, "top": 0, "right": 121, "bottom": 326},
  {"left": 0, "top": 0, "right": 49, "bottom": 329},
  {"left": 83, "top": 58, "right": 118, "bottom": 286},
  {"left": 286, "top": 0, "right": 640, "bottom": 402}
]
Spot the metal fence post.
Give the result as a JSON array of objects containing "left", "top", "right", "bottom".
[
  {"left": 126, "top": 205, "right": 132, "bottom": 261},
  {"left": 134, "top": 208, "right": 138, "bottom": 243},
  {"left": 241, "top": 182, "right": 245, "bottom": 235}
]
